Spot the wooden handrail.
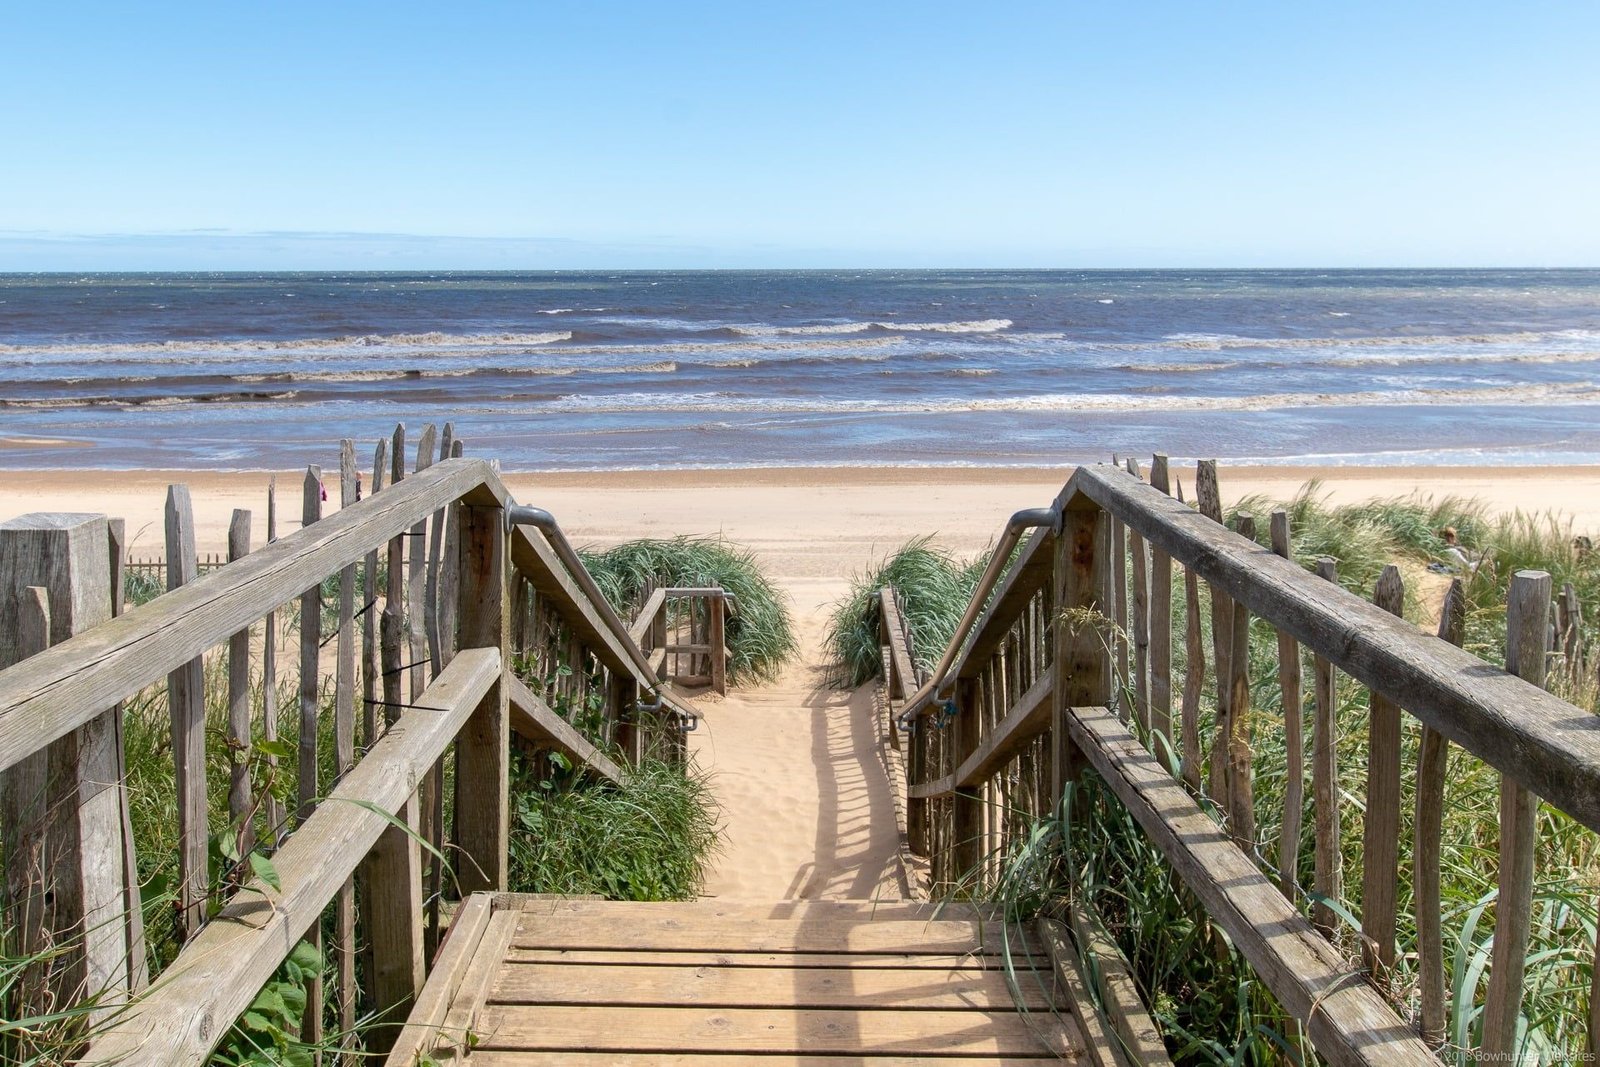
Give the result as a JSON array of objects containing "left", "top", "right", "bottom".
[
  {"left": 82, "top": 648, "right": 501, "bottom": 1066},
  {"left": 0, "top": 459, "right": 504, "bottom": 774},
  {"left": 508, "top": 673, "right": 623, "bottom": 785},
  {"left": 878, "top": 588, "right": 917, "bottom": 703},
  {"left": 1064, "top": 702, "right": 1435, "bottom": 1067},
  {"left": 1069, "top": 463, "right": 1600, "bottom": 835}
]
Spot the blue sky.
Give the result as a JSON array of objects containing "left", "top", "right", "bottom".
[{"left": 2, "top": 2, "right": 1597, "bottom": 269}]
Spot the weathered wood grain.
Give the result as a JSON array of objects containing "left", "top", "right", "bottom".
[
  {"left": 1063, "top": 702, "right": 1436, "bottom": 1067},
  {"left": 166, "top": 486, "right": 208, "bottom": 942},
  {"left": 1270, "top": 510, "right": 1304, "bottom": 900},
  {"left": 1067, "top": 464, "right": 1600, "bottom": 836},
  {"left": 1226, "top": 514, "right": 1256, "bottom": 850},
  {"left": 1125, "top": 458, "right": 1150, "bottom": 734},
  {"left": 455, "top": 499, "right": 509, "bottom": 894},
  {"left": 1148, "top": 454, "right": 1174, "bottom": 751},
  {"left": 1361, "top": 564, "right": 1404, "bottom": 978},
  {"left": 1311, "top": 556, "right": 1342, "bottom": 938},
  {"left": 226, "top": 509, "right": 253, "bottom": 857},
  {"left": 1415, "top": 577, "right": 1463, "bottom": 1048},
  {"left": 81, "top": 648, "right": 500, "bottom": 1067},
  {"left": 1481, "top": 569, "right": 1551, "bottom": 1058},
  {"left": 0, "top": 459, "right": 504, "bottom": 774}
]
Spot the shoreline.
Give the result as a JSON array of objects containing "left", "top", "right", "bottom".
[{"left": 6, "top": 463, "right": 1600, "bottom": 574}]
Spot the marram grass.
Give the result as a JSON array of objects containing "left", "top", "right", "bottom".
[{"left": 579, "top": 536, "right": 796, "bottom": 685}]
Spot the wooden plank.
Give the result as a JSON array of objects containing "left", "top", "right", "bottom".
[
  {"left": 490, "top": 962, "right": 1055, "bottom": 1010},
  {"left": 507, "top": 899, "right": 998, "bottom": 922},
  {"left": 472, "top": 1004, "right": 1081, "bottom": 1057},
  {"left": 298, "top": 465, "right": 323, "bottom": 826},
  {"left": 106, "top": 517, "right": 149, "bottom": 994},
  {"left": 0, "top": 459, "right": 505, "bottom": 774},
  {"left": 1415, "top": 578, "right": 1463, "bottom": 1049},
  {"left": 1195, "top": 461, "right": 1232, "bottom": 809},
  {"left": 1, "top": 512, "right": 142, "bottom": 1019},
  {"left": 262, "top": 479, "right": 285, "bottom": 839},
  {"left": 408, "top": 424, "right": 437, "bottom": 707},
  {"left": 1125, "top": 458, "right": 1150, "bottom": 733},
  {"left": 1481, "top": 569, "right": 1551, "bottom": 1058},
  {"left": 0, "top": 585, "right": 54, "bottom": 1042},
  {"left": 629, "top": 587, "right": 667, "bottom": 647},
  {"left": 954, "top": 523, "right": 1054, "bottom": 682},
  {"left": 907, "top": 773, "right": 955, "bottom": 801},
  {"left": 455, "top": 499, "right": 509, "bottom": 894},
  {"left": 1148, "top": 455, "right": 1174, "bottom": 751},
  {"left": 226, "top": 509, "right": 254, "bottom": 856},
  {"left": 1052, "top": 489, "right": 1110, "bottom": 806},
  {"left": 709, "top": 591, "right": 727, "bottom": 694},
  {"left": 1360, "top": 565, "right": 1404, "bottom": 978},
  {"left": 1225, "top": 514, "right": 1256, "bottom": 850},
  {"left": 1111, "top": 503, "right": 1128, "bottom": 715},
  {"left": 165, "top": 485, "right": 209, "bottom": 942},
  {"left": 383, "top": 426, "right": 407, "bottom": 728},
  {"left": 1038, "top": 918, "right": 1136, "bottom": 1067},
  {"left": 363, "top": 437, "right": 388, "bottom": 748},
  {"left": 954, "top": 673, "right": 1052, "bottom": 789},
  {"left": 503, "top": 949, "right": 1045, "bottom": 969},
  {"left": 1180, "top": 556, "right": 1204, "bottom": 790},
  {"left": 1270, "top": 510, "right": 1303, "bottom": 900},
  {"left": 366, "top": 790, "right": 424, "bottom": 1056},
  {"left": 511, "top": 915, "right": 1035, "bottom": 955},
  {"left": 1062, "top": 905, "right": 1172, "bottom": 1066},
  {"left": 1311, "top": 556, "right": 1342, "bottom": 938},
  {"left": 82, "top": 648, "right": 502, "bottom": 1067},
  {"left": 1068, "top": 464, "right": 1600, "bottom": 836},
  {"left": 879, "top": 587, "right": 918, "bottom": 702},
  {"left": 336, "top": 442, "right": 360, "bottom": 1047},
  {"left": 508, "top": 673, "right": 623, "bottom": 784},
  {"left": 464, "top": 1053, "right": 1069, "bottom": 1067},
  {"left": 435, "top": 910, "right": 520, "bottom": 1065},
  {"left": 509, "top": 525, "right": 639, "bottom": 680},
  {"left": 1061, "top": 702, "right": 1436, "bottom": 1067},
  {"left": 382, "top": 893, "right": 492, "bottom": 1067}
]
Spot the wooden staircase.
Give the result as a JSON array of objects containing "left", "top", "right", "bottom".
[{"left": 390, "top": 895, "right": 1090, "bottom": 1064}]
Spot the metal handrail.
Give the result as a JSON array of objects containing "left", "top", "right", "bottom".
[
  {"left": 506, "top": 504, "right": 698, "bottom": 729},
  {"left": 898, "top": 506, "right": 1059, "bottom": 721}
]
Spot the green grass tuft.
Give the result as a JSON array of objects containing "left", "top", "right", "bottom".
[{"left": 579, "top": 536, "right": 796, "bottom": 685}]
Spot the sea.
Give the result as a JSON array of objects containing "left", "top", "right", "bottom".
[{"left": 2, "top": 269, "right": 1598, "bottom": 470}]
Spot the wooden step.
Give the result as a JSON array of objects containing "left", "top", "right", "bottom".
[
  {"left": 392, "top": 894, "right": 1088, "bottom": 1065},
  {"left": 491, "top": 961, "right": 1058, "bottom": 1009}
]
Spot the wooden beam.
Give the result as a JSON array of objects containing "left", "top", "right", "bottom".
[
  {"left": 953, "top": 673, "right": 1052, "bottom": 790},
  {"left": 1061, "top": 702, "right": 1436, "bottom": 1067},
  {"left": 81, "top": 648, "right": 501, "bottom": 1067},
  {"left": 455, "top": 501, "right": 509, "bottom": 895},
  {"left": 507, "top": 674, "right": 623, "bottom": 785},
  {"left": 627, "top": 587, "right": 667, "bottom": 647},
  {"left": 879, "top": 588, "right": 918, "bottom": 701},
  {"left": 954, "top": 524, "right": 1055, "bottom": 682},
  {"left": 1070, "top": 464, "right": 1600, "bottom": 834},
  {"left": 0, "top": 459, "right": 505, "bottom": 775}
]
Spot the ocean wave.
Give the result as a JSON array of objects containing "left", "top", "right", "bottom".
[
  {"left": 725, "top": 317, "right": 1013, "bottom": 337},
  {"left": 528, "top": 380, "right": 1600, "bottom": 416},
  {"left": 0, "top": 329, "right": 575, "bottom": 358}
]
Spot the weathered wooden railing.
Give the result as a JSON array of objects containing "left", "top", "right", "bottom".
[
  {"left": 0, "top": 434, "right": 693, "bottom": 1064},
  {"left": 878, "top": 457, "right": 1600, "bottom": 1066},
  {"left": 629, "top": 582, "right": 734, "bottom": 695}
]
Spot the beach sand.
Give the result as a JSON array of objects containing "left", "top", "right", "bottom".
[{"left": 4, "top": 462, "right": 1597, "bottom": 900}]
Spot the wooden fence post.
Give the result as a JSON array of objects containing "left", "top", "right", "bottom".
[
  {"left": 1482, "top": 569, "right": 1551, "bottom": 1057},
  {"left": 1052, "top": 491, "right": 1111, "bottom": 858},
  {"left": 226, "top": 509, "right": 254, "bottom": 858},
  {"left": 1311, "top": 556, "right": 1343, "bottom": 938},
  {"left": 1416, "top": 578, "right": 1464, "bottom": 1048},
  {"left": 1148, "top": 455, "right": 1174, "bottom": 753},
  {"left": 366, "top": 790, "right": 424, "bottom": 1056},
  {"left": 709, "top": 590, "right": 727, "bottom": 695},
  {"left": 454, "top": 494, "right": 509, "bottom": 893},
  {"left": 1361, "top": 564, "right": 1405, "bottom": 979},
  {"left": 166, "top": 487, "right": 209, "bottom": 943},
  {"left": 1, "top": 512, "right": 141, "bottom": 1024},
  {"left": 1270, "top": 510, "right": 1304, "bottom": 900}
]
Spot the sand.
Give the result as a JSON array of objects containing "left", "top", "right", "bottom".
[{"left": 4, "top": 462, "right": 1597, "bottom": 901}]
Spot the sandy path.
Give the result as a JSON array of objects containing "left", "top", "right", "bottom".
[{"left": 685, "top": 578, "right": 907, "bottom": 902}]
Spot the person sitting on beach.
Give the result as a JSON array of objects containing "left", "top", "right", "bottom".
[{"left": 1439, "top": 526, "right": 1472, "bottom": 572}]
